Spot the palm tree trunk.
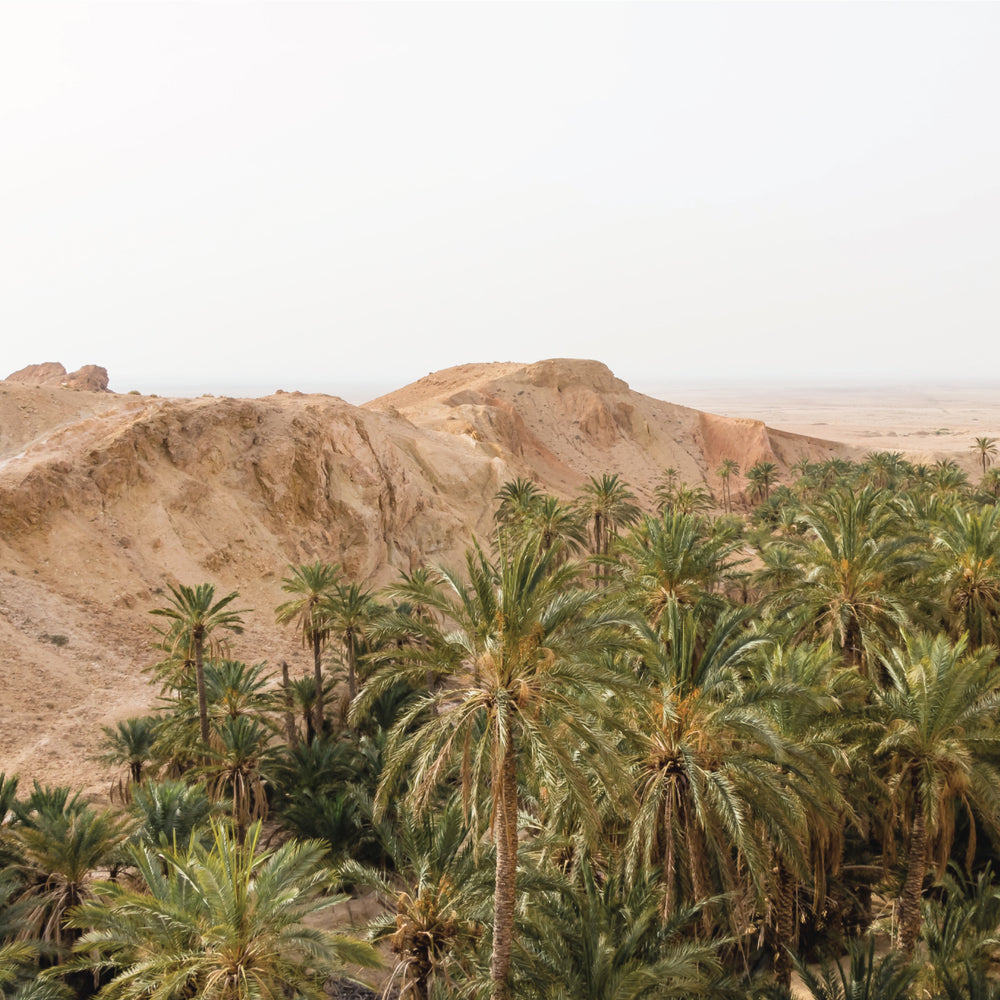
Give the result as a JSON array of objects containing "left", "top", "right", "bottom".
[
  {"left": 195, "top": 639, "right": 210, "bottom": 746},
  {"left": 490, "top": 738, "right": 518, "bottom": 1000},
  {"left": 347, "top": 637, "right": 357, "bottom": 701},
  {"left": 771, "top": 858, "right": 797, "bottom": 989},
  {"left": 312, "top": 633, "right": 324, "bottom": 737},
  {"left": 897, "top": 794, "right": 927, "bottom": 955},
  {"left": 281, "top": 661, "right": 298, "bottom": 747}
]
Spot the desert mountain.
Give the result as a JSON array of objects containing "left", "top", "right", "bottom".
[{"left": 0, "top": 358, "right": 851, "bottom": 792}]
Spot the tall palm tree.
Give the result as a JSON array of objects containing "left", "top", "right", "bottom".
[
  {"left": 716, "top": 458, "right": 739, "bottom": 514},
  {"left": 68, "top": 821, "right": 378, "bottom": 1000},
  {"left": 871, "top": 634, "right": 1000, "bottom": 954},
  {"left": 275, "top": 562, "right": 341, "bottom": 737},
  {"left": 972, "top": 437, "right": 998, "bottom": 479},
  {"left": 624, "top": 601, "right": 817, "bottom": 938},
  {"left": 364, "top": 542, "right": 633, "bottom": 1000},
  {"left": 150, "top": 584, "right": 247, "bottom": 746},
  {"left": 323, "top": 581, "right": 380, "bottom": 702},
  {"left": 575, "top": 474, "right": 641, "bottom": 582},
  {"left": 746, "top": 461, "right": 778, "bottom": 503}
]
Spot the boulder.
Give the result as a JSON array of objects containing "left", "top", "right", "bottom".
[
  {"left": 4, "top": 362, "right": 109, "bottom": 391},
  {"left": 61, "top": 365, "right": 110, "bottom": 392}
]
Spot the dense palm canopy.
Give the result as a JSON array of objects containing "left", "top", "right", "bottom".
[
  {"left": 17, "top": 447, "right": 1000, "bottom": 1000},
  {"left": 870, "top": 634, "right": 1000, "bottom": 954},
  {"left": 758, "top": 486, "right": 927, "bottom": 676}
]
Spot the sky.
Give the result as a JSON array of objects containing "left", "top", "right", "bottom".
[{"left": 2, "top": 2, "right": 999, "bottom": 398}]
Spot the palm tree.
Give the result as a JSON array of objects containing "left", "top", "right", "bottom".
[
  {"left": 150, "top": 584, "right": 247, "bottom": 746},
  {"left": 200, "top": 716, "right": 274, "bottom": 839},
  {"left": 129, "top": 778, "right": 214, "bottom": 849},
  {"left": 96, "top": 717, "right": 160, "bottom": 803},
  {"left": 515, "top": 864, "right": 725, "bottom": 1000},
  {"left": 275, "top": 562, "right": 341, "bottom": 737},
  {"left": 972, "top": 437, "right": 998, "bottom": 479},
  {"left": 614, "top": 510, "right": 744, "bottom": 626},
  {"left": 983, "top": 467, "right": 1000, "bottom": 500},
  {"left": 323, "top": 581, "right": 380, "bottom": 703},
  {"left": 364, "top": 542, "right": 633, "bottom": 1000},
  {"left": 68, "top": 821, "right": 378, "bottom": 1000},
  {"left": 624, "top": 601, "right": 815, "bottom": 938},
  {"left": 932, "top": 504, "right": 1000, "bottom": 649},
  {"left": 523, "top": 495, "right": 588, "bottom": 557},
  {"left": 494, "top": 477, "right": 542, "bottom": 534},
  {"left": 932, "top": 459, "right": 970, "bottom": 496},
  {"left": 338, "top": 803, "right": 486, "bottom": 1000},
  {"left": 9, "top": 801, "right": 130, "bottom": 957},
  {"left": 654, "top": 481, "right": 715, "bottom": 517},
  {"left": 794, "top": 934, "right": 917, "bottom": 1000},
  {"left": 575, "top": 474, "right": 641, "bottom": 582},
  {"left": 745, "top": 460, "right": 779, "bottom": 503},
  {"left": 871, "top": 634, "right": 1000, "bottom": 955},
  {"left": 716, "top": 458, "right": 739, "bottom": 514},
  {"left": 759, "top": 487, "right": 927, "bottom": 676}
]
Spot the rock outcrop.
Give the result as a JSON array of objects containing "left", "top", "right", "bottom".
[{"left": 5, "top": 362, "right": 110, "bottom": 392}]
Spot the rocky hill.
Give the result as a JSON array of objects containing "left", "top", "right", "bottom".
[{"left": 0, "top": 358, "right": 852, "bottom": 792}]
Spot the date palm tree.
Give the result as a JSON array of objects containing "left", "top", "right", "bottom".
[
  {"left": 515, "top": 863, "right": 725, "bottom": 1000},
  {"left": 871, "top": 633, "right": 1000, "bottom": 955},
  {"left": 575, "top": 474, "right": 641, "bottom": 582},
  {"left": 972, "top": 437, "right": 998, "bottom": 479},
  {"left": 275, "top": 561, "right": 341, "bottom": 737},
  {"left": 338, "top": 803, "right": 487, "bottom": 1000},
  {"left": 614, "top": 510, "right": 744, "bottom": 626},
  {"left": 363, "top": 541, "right": 634, "bottom": 1000},
  {"left": 323, "top": 581, "right": 380, "bottom": 702},
  {"left": 9, "top": 801, "right": 130, "bottom": 958},
  {"left": 746, "top": 461, "right": 778, "bottom": 503},
  {"left": 760, "top": 487, "right": 927, "bottom": 677},
  {"left": 932, "top": 504, "right": 1000, "bottom": 649},
  {"left": 150, "top": 584, "right": 247, "bottom": 746},
  {"left": 96, "top": 717, "right": 160, "bottom": 803},
  {"left": 716, "top": 458, "right": 739, "bottom": 514},
  {"left": 68, "top": 821, "right": 378, "bottom": 1000},
  {"left": 624, "top": 600, "right": 816, "bottom": 938}
]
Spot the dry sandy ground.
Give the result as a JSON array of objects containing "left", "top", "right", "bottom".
[{"left": 648, "top": 380, "right": 1000, "bottom": 469}]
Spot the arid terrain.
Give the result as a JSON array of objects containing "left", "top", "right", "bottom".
[{"left": 2, "top": 358, "right": 998, "bottom": 797}]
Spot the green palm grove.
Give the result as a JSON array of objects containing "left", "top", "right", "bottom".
[{"left": 9, "top": 452, "right": 1000, "bottom": 998}]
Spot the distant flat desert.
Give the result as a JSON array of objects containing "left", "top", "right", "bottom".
[{"left": 642, "top": 380, "right": 1000, "bottom": 468}]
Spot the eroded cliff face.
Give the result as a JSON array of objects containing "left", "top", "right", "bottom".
[{"left": 0, "top": 358, "right": 853, "bottom": 791}]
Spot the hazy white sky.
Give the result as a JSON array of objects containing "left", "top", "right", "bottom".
[{"left": 3, "top": 2, "right": 999, "bottom": 396}]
